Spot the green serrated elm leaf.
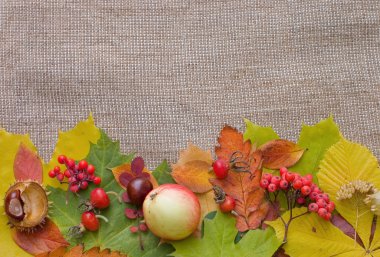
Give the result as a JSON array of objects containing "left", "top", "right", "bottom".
[
  {"left": 291, "top": 116, "right": 342, "bottom": 179},
  {"left": 152, "top": 160, "right": 175, "bottom": 185},
  {"left": 171, "top": 212, "right": 281, "bottom": 257},
  {"left": 243, "top": 119, "right": 279, "bottom": 147},
  {"left": 48, "top": 130, "right": 173, "bottom": 257}
]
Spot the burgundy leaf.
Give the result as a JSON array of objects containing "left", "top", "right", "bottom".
[
  {"left": 125, "top": 208, "right": 138, "bottom": 219},
  {"left": 131, "top": 157, "right": 145, "bottom": 175},
  {"left": 331, "top": 214, "right": 365, "bottom": 248},
  {"left": 14, "top": 143, "right": 43, "bottom": 183},
  {"left": 119, "top": 173, "right": 134, "bottom": 187},
  {"left": 140, "top": 172, "right": 151, "bottom": 179}
]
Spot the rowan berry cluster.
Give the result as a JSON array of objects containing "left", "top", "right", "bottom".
[
  {"left": 260, "top": 167, "right": 335, "bottom": 220},
  {"left": 48, "top": 155, "right": 101, "bottom": 193}
]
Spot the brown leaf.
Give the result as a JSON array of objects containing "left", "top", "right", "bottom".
[
  {"left": 258, "top": 139, "right": 304, "bottom": 169},
  {"left": 35, "top": 246, "right": 127, "bottom": 257},
  {"left": 172, "top": 144, "right": 214, "bottom": 193},
  {"left": 13, "top": 219, "right": 69, "bottom": 255},
  {"left": 111, "top": 163, "right": 158, "bottom": 190},
  {"left": 210, "top": 125, "right": 268, "bottom": 232},
  {"left": 14, "top": 143, "right": 43, "bottom": 183}
]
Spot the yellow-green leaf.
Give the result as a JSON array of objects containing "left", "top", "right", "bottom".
[
  {"left": 318, "top": 139, "right": 380, "bottom": 249},
  {"left": 267, "top": 208, "right": 365, "bottom": 257},
  {"left": 44, "top": 114, "right": 100, "bottom": 188}
]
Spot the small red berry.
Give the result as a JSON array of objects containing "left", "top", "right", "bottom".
[
  {"left": 285, "top": 172, "right": 295, "bottom": 182},
  {"left": 87, "top": 164, "right": 95, "bottom": 175},
  {"left": 260, "top": 179, "right": 270, "bottom": 189},
  {"left": 268, "top": 183, "right": 278, "bottom": 192},
  {"left": 326, "top": 202, "right": 335, "bottom": 213},
  {"left": 279, "top": 180, "right": 289, "bottom": 190},
  {"left": 271, "top": 176, "right": 281, "bottom": 186},
  {"left": 321, "top": 193, "right": 329, "bottom": 202},
  {"left": 77, "top": 173, "right": 85, "bottom": 180},
  {"left": 316, "top": 199, "right": 327, "bottom": 208},
  {"left": 316, "top": 194, "right": 325, "bottom": 200},
  {"left": 64, "top": 170, "right": 71, "bottom": 178},
  {"left": 279, "top": 167, "right": 288, "bottom": 176},
  {"left": 67, "top": 158, "right": 75, "bottom": 169},
  {"left": 301, "top": 177, "right": 312, "bottom": 186},
  {"left": 324, "top": 212, "right": 332, "bottom": 220},
  {"left": 93, "top": 177, "right": 102, "bottom": 185},
  {"left": 304, "top": 174, "right": 313, "bottom": 181},
  {"left": 219, "top": 195, "right": 236, "bottom": 213},
  {"left": 90, "top": 188, "right": 110, "bottom": 209},
  {"left": 293, "top": 179, "right": 303, "bottom": 190},
  {"left": 212, "top": 159, "right": 229, "bottom": 179},
  {"left": 70, "top": 184, "right": 79, "bottom": 193},
  {"left": 56, "top": 173, "right": 64, "bottom": 182},
  {"left": 318, "top": 208, "right": 328, "bottom": 218},
  {"left": 313, "top": 187, "right": 322, "bottom": 194},
  {"left": 309, "top": 191, "right": 318, "bottom": 200},
  {"left": 81, "top": 211, "right": 99, "bottom": 231},
  {"left": 48, "top": 170, "right": 56, "bottom": 178},
  {"left": 68, "top": 177, "right": 77, "bottom": 183},
  {"left": 57, "top": 155, "right": 67, "bottom": 164},
  {"left": 78, "top": 160, "right": 88, "bottom": 170},
  {"left": 262, "top": 173, "right": 272, "bottom": 181},
  {"left": 54, "top": 166, "right": 61, "bottom": 174},
  {"left": 296, "top": 197, "right": 306, "bottom": 205},
  {"left": 80, "top": 181, "right": 88, "bottom": 189},
  {"left": 301, "top": 185, "right": 311, "bottom": 196},
  {"left": 308, "top": 203, "right": 319, "bottom": 212}
]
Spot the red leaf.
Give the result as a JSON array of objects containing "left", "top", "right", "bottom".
[
  {"left": 14, "top": 143, "right": 43, "bottom": 183},
  {"left": 210, "top": 126, "right": 268, "bottom": 232},
  {"left": 12, "top": 219, "right": 69, "bottom": 255}
]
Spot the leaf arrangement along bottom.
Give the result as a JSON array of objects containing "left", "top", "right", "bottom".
[{"left": 1, "top": 115, "right": 380, "bottom": 257}]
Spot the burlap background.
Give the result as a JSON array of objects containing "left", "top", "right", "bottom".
[{"left": 0, "top": 0, "right": 379, "bottom": 167}]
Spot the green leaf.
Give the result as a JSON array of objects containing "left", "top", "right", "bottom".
[
  {"left": 291, "top": 116, "right": 341, "bottom": 178},
  {"left": 267, "top": 208, "right": 366, "bottom": 257},
  {"left": 152, "top": 160, "right": 175, "bottom": 185},
  {"left": 171, "top": 212, "right": 281, "bottom": 257},
  {"left": 48, "top": 130, "right": 173, "bottom": 257},
  {"left": 243, "top": 119, "right": 279, "bottom": 146},
  {"left": 317, "top": 139, "right": 380, "bottom": 249}
]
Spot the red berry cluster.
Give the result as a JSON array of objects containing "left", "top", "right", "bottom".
[
  {"left": 260, "top": 167, "right": 335, "bottom": 220},
  {"left": 48, "top": 155, "right": 101, "bottom": 193}
]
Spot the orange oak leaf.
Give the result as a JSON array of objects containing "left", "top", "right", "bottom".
[
  {"left": 111, "top": 163, "right": 158, "bottom": 190},
  {"left": 12, "top": 219, "right": 69, "bottom": 255},
  {"left": 14, "top": 143, "right": 43, "bottom": 183},
  {"left": 172, "top": 144, "right": 215, "bottom": 193},
  {"left": 209, "top": 125, "right": 269, "bottom": 232},
  {"left": 258, "top": 139, "right": 305, "bottom": 169},
  {"left": 34, "top": 245, "right": 127, "bottom": 257}
]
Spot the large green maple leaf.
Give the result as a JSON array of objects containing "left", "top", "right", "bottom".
[
  {"left": 243, "top": 119, "right": 279, "bottom": 146},
  {"left": 291, "top": 116, "right": 341, "bottom": 178},
  {"left": 171, "top": 212, "right": 281, "bottom": 257},
  {"left": 48, "top": 130, "right": 173, "bottom": 257}
]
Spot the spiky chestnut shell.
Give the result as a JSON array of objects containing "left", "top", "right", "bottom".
[{"left": 4, "top": 181, "right": 49, "bottom": 231}]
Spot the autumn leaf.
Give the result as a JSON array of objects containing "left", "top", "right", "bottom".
[
  {"left": 172, "top": 144, "right": 214, "bottom": 193},
  {"left": 243, "top": 119, "right": 279, "bottom": 147},
  {"left": 34, "top": 245, "right": 127, "bottom": 257},
  {"left": 12, "top": 219, "right": 69, "bottom": 255},
  {"left": 291, "top": 116, "right": 341, "bottom": 178},
  {"left": 267, "top": 208, "right": 376, "bottom": 257},
  {"left": 171, "top": 211, "right": 281, "bottom": 257},
  {"left": 210, "top": 125, "right": 268, "bottom": 232},
  {"left": 14, "top": 143, "right": 43, "bottom": 183},
  {"left": 258, "top": 139, "right": 305, "bottom": 169},
  {"left": 318, "top": 139, "right": 380, "bottom": 249},
  {"left": 44, "top": 114, "right": 100, "bottom": 188}
]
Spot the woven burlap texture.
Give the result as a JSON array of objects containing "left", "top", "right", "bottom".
[{"left": 0, "top": 0, "right": 379, "bottom": 167}]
